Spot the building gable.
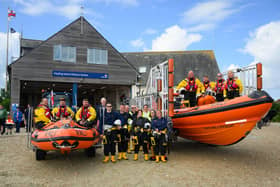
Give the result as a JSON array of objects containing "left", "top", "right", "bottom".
[{"left": 11, "top": 17, "right": 137, "bottom": 85}]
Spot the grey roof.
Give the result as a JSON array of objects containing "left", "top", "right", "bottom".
[
  {"left": 21, "top": 38, "right": 42, "bottom": 49},
  {"left": 122, "top": 50, "right": 220, "bottom": 85}
]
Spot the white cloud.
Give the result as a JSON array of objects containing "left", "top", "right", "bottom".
[
  {"left": 93, "top": 0, "right": 138, "bottom": 6},
  {"left": 150, "top": 25, "right": 202, "bottom": 51},
  {"left": 187, "top": 23, "right": 215, "bottom": 32},
  {"left": 130, "top": 38, "right": 145, "bottom": 48},
  {"left": 144, "top": 28, "right": 157, "bottom": 35},
  {"left": 242, "top": 21, "right": 280, "bottom": 91},
  {"left": 183, "top": 0, "right": 237, "bottom": 31},
  {"left": 227, "top": 64, "right": 240, "bottom": 71},
  {"left": 13, "top": 0, "right": 96, "bottom": 20},
  {"left": 0, "top": 32, "right": 20, "bottom": 88}
]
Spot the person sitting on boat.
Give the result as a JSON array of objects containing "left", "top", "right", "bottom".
[
  {"left": 117, "top": 104, "right": 130, "bottom": 160},
  {"left": 34, "top": 98, "right": 52, "bottom": 129},
  {"left": 201, "top": 75, "right": 215, "bottom": 95},
  {"left": 132, "top": 110, "right": 150, "bottom": 161},
  {"left": 75, "top": 98, "right": 97, "bottom": 128},
  {"left": 142, "top": 104, "right": 151, "bottom": 121},
  {"left": 198, "top": 76, "right": 216, "bottom": 106},
  {"left": 214, "top": 73, "right": 226, "bottom": 102},
  {"left": 52, "top": 98, "right": 74, "bottom": 121},
  {"left": 176, "top": 70, "right": 203, "bottom": 107},
  {"left": 151, "top": 110, "right": 168, "bottom": 163},
  {"left": 224, "top": 70, "right": 243, "bottom": 100}
]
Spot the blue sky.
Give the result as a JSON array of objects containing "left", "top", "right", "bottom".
[{"left": 0, "top": 0, "right": 280, "bottom": 99}]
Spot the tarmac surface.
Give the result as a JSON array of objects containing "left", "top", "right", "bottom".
[{"left": 0, "top": 124, "right": 280, "bottom": 187}]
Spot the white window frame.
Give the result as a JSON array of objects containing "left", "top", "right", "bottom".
[
  {"left": 87, "top": 48, "right": 108, "bottom": 65},
  {"left": 53, "top": 45, "right": 76, "bottom": 63}
]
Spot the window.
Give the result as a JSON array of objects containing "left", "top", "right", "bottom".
[
  {"left": 53, "top": 45, "right": 76, "bottom": 63},
  {"left": 139, "top": 66, "right": 147, "bottom": 73},
  {"left": 87, "top": 48, "right": 108, "bottom": 65}
]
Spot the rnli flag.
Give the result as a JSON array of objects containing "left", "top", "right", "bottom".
[{"left": 8, "top": 9, "right": 16, "bottom": 20}]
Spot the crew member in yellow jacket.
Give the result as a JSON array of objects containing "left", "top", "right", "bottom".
[
  {"left": 201, "top": 75, "right": 216, "bottom": 95},
  {"left": 52, "top": 98, "right": 74, "bottom": 120},
  {"left": 75, "top": 98, "right": 97, "bottom": 128},
  {"left": 224, "top": 70, "right": 243, "bottom": 99},
  {"left": 176, "top": 70, "right": 203, "bottom": 107},
  {"left": 34, "top": 98, "right": 52, "bottom": 129}
]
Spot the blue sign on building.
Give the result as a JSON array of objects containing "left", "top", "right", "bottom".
[{"left": 52, "top": 70, "right": 109, "bottom": 79}]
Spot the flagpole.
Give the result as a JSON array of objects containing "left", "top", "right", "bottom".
[{"left": 5, "top": 8, "right": 10, "bottom": 92}]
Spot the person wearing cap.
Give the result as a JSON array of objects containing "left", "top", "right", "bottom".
[
  {"left": 75, "top": 99, "right": 96, "bottom": 128},
  {"left": 214, "top": 73, "right": 226, "bottom": 102},
  {"left": 176, "top": 70, "right": 203, "bottom": 107},
  {"left": 102, "top": 103, "right": 119, "bottom": 163},
  {"left": 34, "top": 98, "right": 52, "bottom": 129},
  {"left": 13, "top": 107, "right": 23, "bottom": 133},
  {"left": 151, "top": 110, "right": 168, "bottom": 163},
  {"left": 117, "top": 104, "right": 130, "bottom": 160},
  {"left": 51, "top": 98, "right": 74, "bottom": 121},
  {"left": 224, "top": 70, "right": 243, "bottom": 100},
  {"left": 132, "top": 110, "right": 150, "bottom": 161}
]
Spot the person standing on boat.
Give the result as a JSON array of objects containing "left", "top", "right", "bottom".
[
  {"left": 151, "top": 110, "right": 168, "bottom": 163},
  {"left": 214, "top": 73, "right": 226, "bottom": 102},
  {"left": 34, "top": 98, "right": 52, "bottom": 129},
  {"left": 224, "top": 71, "right": 243, "bottom": 100},
  {"left": 102, "top": 103, "right": 120, "bottom": 163},
  {"left": 176, "top": 70, "right": 203, "bottom": 107},
  {"left": 52, "top": 98, "right": 74, "bottom": 121},
  {"left": 75, "top": 99, "right": 96, "bottom": 128},
  {"left": 117, "top": 104, "right": 130, "bottom": 160}
]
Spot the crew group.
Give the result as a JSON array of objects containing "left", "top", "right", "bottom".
[
  {"left": 34, "top": 97, "right": 168, "bottom": 163},
  {"left": 176, "top": 70, "right": 243, "bottom": 107}
]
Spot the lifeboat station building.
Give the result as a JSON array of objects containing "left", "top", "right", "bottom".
[{"left": 9, "top": 17, "right": 219, "bottom": 109}]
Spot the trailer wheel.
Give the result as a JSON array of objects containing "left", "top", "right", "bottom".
[
  {"left": 36, "top": 149, "right": 46, "bottom": 161},
  {"left": 85, "top": 147, "right": 96, "bottom": 157}
]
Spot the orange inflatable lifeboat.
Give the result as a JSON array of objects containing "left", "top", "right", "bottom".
[
  {"left": 172, "top": 90, "right": 273, "bottom": 146},
  {"left": 31, "top": 119, "right": 100, "bottom": 160}
]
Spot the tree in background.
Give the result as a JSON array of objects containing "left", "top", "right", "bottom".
[
  {"left": 0, "top": 81, "right": 11, "bottom": 111},
  {"left": 271, "top": 101, "right": 280, "bottom": 122}
]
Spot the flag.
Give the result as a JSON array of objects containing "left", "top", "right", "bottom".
[
  {"left": 10, "top": 27, "right": 16, "bottom": 33},
  {"left": 51, "top": 90, "right": 54, "bottom": 106},
  {"left": 8, "top": 9, "right": 16, "bottom": 20}
]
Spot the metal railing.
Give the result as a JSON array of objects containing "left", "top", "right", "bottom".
[{"left": 222, "top": 63, "right": 260, "bottom": 96}]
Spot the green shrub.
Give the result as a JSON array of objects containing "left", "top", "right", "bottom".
[{"left": 271, "top": 101, "right": 280, "bottom": 122}]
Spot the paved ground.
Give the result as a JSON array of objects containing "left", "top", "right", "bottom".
[{"left": 0, "top": 124, "right": 280, "bottom": 187}]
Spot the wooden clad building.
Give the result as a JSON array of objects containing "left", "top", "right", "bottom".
[
  {"left": 9, "top": 17, "right": 138, "bottom": 108},
  {"left": 9, "top": 16, "right": 220, "bottom": 109}
]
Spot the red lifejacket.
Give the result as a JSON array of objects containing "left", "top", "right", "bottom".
[
  {"left": 203, "top": 81, "right": 210, "bottom": 90},
  {"left": 38, "top": 104, "right": 51, "bottom": 119},
  {"left": 56, "top": 106, "right": 70, "bottom": 118},
  {"left": 80, "top": 106, "right": 91, "bottom": 120},
  {"left": 185, "top": 78, "right": 197, "bottom": 92},
  {"left": 225, "top": 79, "right": 238, "bottom": 91},
  {"left": 215, "top": 79, "right": 225, "bottom": 94}
]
